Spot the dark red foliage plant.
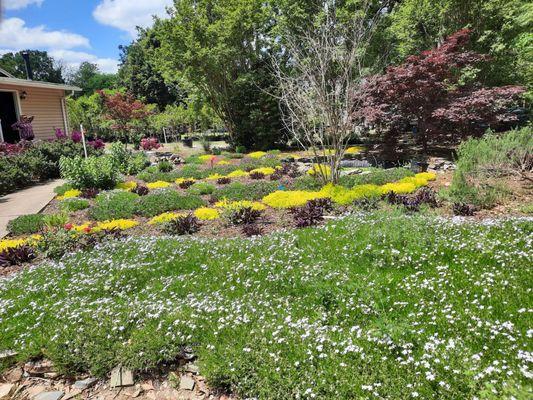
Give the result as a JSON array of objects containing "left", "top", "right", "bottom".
[{"left": 354, "top": 29, "right": 525, "bottom": 152}]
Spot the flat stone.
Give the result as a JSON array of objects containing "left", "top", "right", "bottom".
[
  {"left": 0, "top": 383, "right": 16, "bottom": 400},
  {"left": 33, "top": 391, "right": 64, "bottom": 400},
  {"left": 182, "top": 363, "right": 199, "bottom": 374},
  {"left": 4, "top": 366, "right": 23, "bottom": 382},
  {"left": 110, "top": 366, "right": 134, "bottom": 388},
  {"left": 73, "top": 377, "right": 97, "bottom": 390},
  {"left": 179, "top": 375, "right": 195, "bottom": 391}
]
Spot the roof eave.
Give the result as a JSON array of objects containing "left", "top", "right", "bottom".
[{"left": 0, "top": 77, "right": 82, "bottom": 91}]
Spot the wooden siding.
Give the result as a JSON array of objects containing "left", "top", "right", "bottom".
[{"left": 0, "top": 83, "right": 68, "bottom": 140}]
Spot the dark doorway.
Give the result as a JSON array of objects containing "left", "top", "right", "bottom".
[{"left": 0, "top": 91, "right": 19, "bottom": 143}]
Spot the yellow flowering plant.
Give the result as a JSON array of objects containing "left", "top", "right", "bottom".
[
  {"left": 199, "top": 154, "right": 216, "bottom": 162},
  {"left": 95, "top": 219, "right": 139, "bottom": 231},
  {"left": 148, "top": 212, "right": 185, "bottom": 225},
  {"left": 307, "top": 164, "right": 331, "bottom": 178},
  {"left": 116, "top": 181, "right": 138, "bottom": 191},
  {"left": 227, "top": 170, "right": 249, "bottom": 178},
  {"left": 215, "top": 199, "right": 266, "bottom": 211},
  {"left": 247, "top": 151, "right": 267, "bottom": 159},
  {"left": 217, "top": 160, "right": 231, "bottom": 165},
  {"left": 147, "top": 181, "right": 171, "bottom": 189},
  {"left": 56, "top": 189, "right": 82, "bottom": 200},
  {"left": 206, "top": 173, "right": 225, "bottom": 180},
  {"left": 194, "top": 207, "right": 220, "bottom": 220},
  {"left": 262, "top": 190, "right": 326, "bottom": 209},
  {"left": 249, "top": 167, "right": 276, "bottom": 176},
  {"left": 345, "top": 146, "right": 363, "bottom": 154}
]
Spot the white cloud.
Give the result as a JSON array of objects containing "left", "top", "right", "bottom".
[
  {"left": 0, "top": 18, "right": 118, "bottom": 74},
  {"left": 3, "top": 0, "right": 43, "bottom": 10},
  {"left": 0, "top": 18, "right": 90, "bottom": 49},
  {"left": 49, "top": 49, "right": 118, "bottom": 73},
  {"left": 93, "top": 0, "right": 172, "bottom": 36}
]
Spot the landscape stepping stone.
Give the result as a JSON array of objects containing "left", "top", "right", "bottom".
[
  {"left": 33, "top": 391, "right": 64, "bottom": 400},
  {"left": 73, "top": 377, "right": 98, "bottom": 390},
  {"left": 179, "top": 375, "right": 195, "bottom": 391},
  {"left": 109, "top": 366, "right": 134, "bottom": 387}
]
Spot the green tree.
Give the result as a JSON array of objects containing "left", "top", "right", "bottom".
[
  {"left": 153, "top": 0, "right": 286, "bottom": 150},
  {"left": 118, "top": 29, "right": 180, "bottom": 110},
  {"left": 0, "top": 50, "right": 64, "bottom": 83},
  {"left": 68, "top": 62, "right": 116, "bottom": 96}
]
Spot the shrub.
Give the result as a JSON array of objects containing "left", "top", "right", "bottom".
[
  {"left": 224, "top": 206, "right": 262, "bottom": 225},
  {"left": 7, "top": 214, "right": 46, "bottom": 235},
  {"left": 163, "top": 214, "right": 200, "bottom": 235},
  {"left": 188, "top": 182, "right": 215, "bottom": 195},
  {"left": 158, "top": 160, "right": 173, "bottom": 173},
  {"left": 177, "top": 179, "right": 196, "bottom": 189},
  {"left": 136, "top": 170, "right": 180, "bottom": 183},
  {"left": 60, "top": 156, "right": 118, "bottom": 189},
  {"left": 249, "top": 171, "right": 265, "bottom": 180},
  {"left": 211, "top": 181, "right": 278, "bottom": 202},
  {"left": 448, "top": 126, "right": 532, "bottom": 208},
  {"left": 453, "top": 202, "right": 477, "bottom": 216},
  {"left": 241, "top": 224, "right": 264, "bottom": 237},
  {"left": 0, "top": 245, "right": 36, "bottom": 268},
  {"left": 235, "top": 145, "right": 246, "bottom": 154},
  {"left": 37, "top": 228, "right": 80, "bottom": 260},
  {"left": 43, "top": 213, "right": 69, "bottom": 229},
  {"left": 108, "top": 143, "right": 150, "bottom": 175},
  {"left": 132, "top": 184, "right": 149, "bottom": 196},
  {"left": 81, "top": 188, "right": 100, "bottom": 199},
  {"left": 135, "top": 190, "right": 205, "bottom": 217},
  {"left": 290, "top": 200, "right": 329, "bottom": 228},
  {"left": 217, "top": 177, "right": 232, "bottom": 185},
  {"left": 60, "top": 198, "right": 90, "bottom": 212},
  {"left": 89, "top": 191, "right": 139, "bottom": 221}
]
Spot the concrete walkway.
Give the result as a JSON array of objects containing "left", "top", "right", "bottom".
[{"left": 0, "top": 180, "right": 63, "bottom": 238}]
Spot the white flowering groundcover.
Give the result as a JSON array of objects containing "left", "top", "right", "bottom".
[{"left": 0, "top": 212, "right": 532, "bottom": 399}]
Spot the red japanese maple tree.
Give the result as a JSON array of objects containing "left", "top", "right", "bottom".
[
  {"left": 98, "top": 91, "right": 153, "bottom": 145},
  {"left": 354, "top": 29, "right": 525, "bottom": 153}
]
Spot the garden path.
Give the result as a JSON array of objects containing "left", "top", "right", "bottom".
[{"left": 0, "top": 180, "right": 63, "bottom": 238}]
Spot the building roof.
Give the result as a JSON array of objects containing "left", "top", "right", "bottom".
[
  {"left": 0, "top": 67, "right": 15, "bottom": 78},
  {"left": 0, "top": 76, "right": 81, "bottom": 91}
]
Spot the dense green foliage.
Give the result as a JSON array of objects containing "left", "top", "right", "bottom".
[
  {"left": 211, "top": 181, "right": 279, "bottom": 201},
  {"left": 0, "top": 50, "right": 64, "bottom": 82},
  {"left": 59, "top": 156, "right": 119, "bottom": 190},
  {"left": 7, "top": 214, "right": 45, "bottom": 235},
  {"left": 1, "top": 214, "right": 531, "bottom": 398},
  {"left": 68, "top": 62, "right": 116, "bottom": 97},
  {"left": 89, "top": 191, "right": 139, "bottom": 221},
  {"left": 447, "top": 125, "right": 533, "bottom": 207},
  {"left": 134, "top": 190, "right": 206, "bottom": 217},
  {"left": 0, "top": 140, "right": 102, "bottom": 195}
]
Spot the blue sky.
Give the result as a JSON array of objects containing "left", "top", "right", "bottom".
[{"left": 0, "top": 0, "right": 174, "bottom": 73}]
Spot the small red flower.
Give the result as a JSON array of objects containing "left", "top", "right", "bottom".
[
  {"left": 64, "top": 223, "right": 73, "bottom": 231},
  {"left": 83, "top": 226, "right": 92, "bottom": 233}
]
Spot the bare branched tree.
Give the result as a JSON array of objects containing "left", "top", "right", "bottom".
[{"left": 273, "top": 1, "right": 383, "bottom": 183}]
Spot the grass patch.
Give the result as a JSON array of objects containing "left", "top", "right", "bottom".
[
  {"left": 7, "top": 214, "right": 45, "bottom": 235},
  {"left": 88, "top": 191, "right": 139, "bottom": 221},
  {"left": 211, "top": 181, "right": 278, "bottom": 201},
  {"left": 0, "top": 213, "right": 531, "bottom": 398},
  {"left": 134, "top": 190, "right": 206, "bottom": 217}
]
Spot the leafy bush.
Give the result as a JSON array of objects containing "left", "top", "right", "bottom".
[
  {"left": 60, "top": 156, "right": 119, "bottom": 189},
  {"left": 289, "top": 199, "right": 332, "bottom": 228},
  {"left": 217, "top": 177, "right": 231, "bottom": 185},
  {"left": 453, "top": 202, "right": 477, "bottom": 216},
  {"left": 211, "top": 181, "right": 278, "bottom": 201},
  {"left": 242, "top": 223, "right": 264, "bottom": 237},
  {"left": 43, "top": 213, "right": 69, "bottom": 229},
  {"left": 81, "top": 188, "right": 100, "bottom": 199},
  {"left": 89, "top": 191, "right": 139, "bottom": 221},
  {"left": 132, "top": 184, "right": 149, "bottom": 196},
  {"left": 60, "top": 198, "right": 90, "bottom": 212},
  {"left": 177, "top": 179, "right": 196, "bottom": 189},
  {"left": 137, "top": 169, "right": 181, "bottom": 183},
  {"left": 224, "top": 206, "right": 262, "bottom": 225},
  {"left": 158, "top": 160, "right": 173, "bottom": 172},
  {"left": 7, "top": 214, "right": 45, "bottom": 235},
  {"left": 249, "top": 171, "right": 265, "bottom": 180},
  {"left": 135, "top": 190, "right": 205, "bottom": 217},
  {"left": 162, "top": 214, "right": 200, "bottom": 235},
  {"left": 448, "top": 126, "right": 532, "bottom": 208},
  {"left": 188, "top": 182, "right": 215, "bottom": 195}
]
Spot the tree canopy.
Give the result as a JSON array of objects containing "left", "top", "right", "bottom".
[{"left": 0, "top": 50, "right": 64, "bottom": 83}]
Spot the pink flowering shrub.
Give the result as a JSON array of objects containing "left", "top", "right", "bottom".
[{"left": 140, "top": 137, "right": 161, "bottom": 151}]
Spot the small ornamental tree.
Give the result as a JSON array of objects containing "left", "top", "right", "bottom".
[
  {"left": 354, "top": 29, "right": 525, "bottom": 156},
  {"left": 98, "top": 90, "right": 153, "bottom": 146}
]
